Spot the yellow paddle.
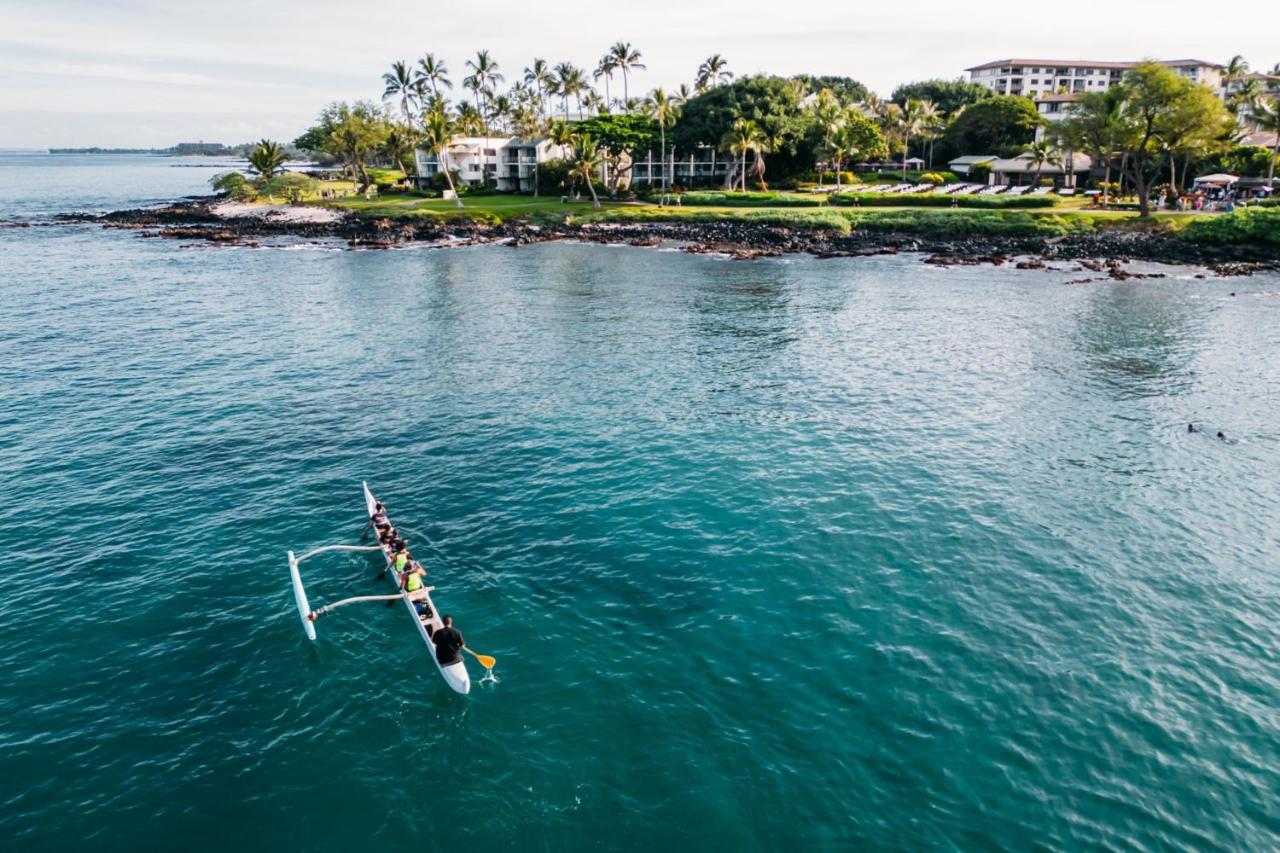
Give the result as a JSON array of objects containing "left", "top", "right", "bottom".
[{"left": 463, "top": 647, "right": 496, "bottom": 669}]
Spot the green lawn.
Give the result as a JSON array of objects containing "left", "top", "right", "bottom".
[{"left": 300, "top": 189, "right": 1238, "bottom": 239}]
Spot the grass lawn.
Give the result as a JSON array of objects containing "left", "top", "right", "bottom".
[{"left": 316, "top": 192, "right": 629, "bottom": 223}]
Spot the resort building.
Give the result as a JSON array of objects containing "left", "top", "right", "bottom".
[
  {"left": 628, "top": 147, "right": 733, "bottom": 188},
  {"left": 413, "top": 136, "right": 569, "bottom": 193},
  {"left": 964, "top": 59, "right": 1226, "bottom": 99}
]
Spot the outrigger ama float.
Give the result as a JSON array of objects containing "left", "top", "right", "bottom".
[{"left": 287, "top": 482, "right": 492, "bottom": 695}]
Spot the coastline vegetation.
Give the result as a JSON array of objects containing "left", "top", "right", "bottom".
[{"left": 196, "top": 43, "right": 1278, "bottom": 249}]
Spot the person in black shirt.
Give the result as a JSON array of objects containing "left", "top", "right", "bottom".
[{"left": 432, "top": 615, "right": 465, "bottom": 666}]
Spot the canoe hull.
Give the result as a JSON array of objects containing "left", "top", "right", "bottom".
[{"left": 363, "top": 482, "right": 471, "bottom": 695}]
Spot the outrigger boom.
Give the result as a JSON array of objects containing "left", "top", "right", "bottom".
[{"left": 286, "top": 483, "right": 474, "bottom": 694}]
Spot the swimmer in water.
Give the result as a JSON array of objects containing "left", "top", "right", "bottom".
[{"left": 1187, "top": 423, "right": 1197, "bottom": 433}]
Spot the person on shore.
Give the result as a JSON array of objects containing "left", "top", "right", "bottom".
[{"left": 431, "top": 615, "right": 465, "bottom": 665}]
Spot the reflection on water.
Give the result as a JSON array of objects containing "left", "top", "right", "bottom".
[{"left": 1073, "top": 283, "right": 1206, "bottom": 398}]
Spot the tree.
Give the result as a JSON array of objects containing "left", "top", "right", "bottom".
[
  {"left": 696, "top": 54, "right": 732, "bottom": 93},
  {"left": 890, "top": 78, "right": 993, "bottom": 116},
  {"left": 464, "top": 50, "right": 503, "bottom": 132},
  {"left": 422, "top": 106, "right": 463, "bottom": 208},
  {"left": 790, "top": 75, "right": 869, "bottom": 105},
  {"left": 383, "top": 125, "right": 416, "bottom": 175},
  {"left": 569, "top": 135, "right": 604, "bottom": 207},
  {"left": 573, "top": 113, "right": 658, "bottom": 193},
  {"left": 1052, "top": 87, "right": 1125, "bottom": 205},
  {"left": 935, "top": 95, "right": 1042, "bottom": 163},
  {"left": 247, "top": 139, "right": 287, "bottom": 181},
  {"left": 264, "top": 172, "right": 319, "bottom": 203},
  {"left": 594, "top": 54, "right": 618, "bottom": 110},
  {"left": 453, "top": 101, "right": 484, "bottom": 136},
  {"left": 414, "top": 54, "right": 451, "bottom": 102},
  {"left": 721, "top": 118, "right": 765, "bottom": 190},
  {"left": 896, "top": 99, "right": 927, "bottom": 178},
  {"left": 647, "top": 87, "right": 682, "bottom": 198},
  {"left": 383, "top": 60, "right": 418, "bottom": 126},
  {"left": 1120, "top": 63, "right": 1234, "bottom": 214},
  {"left": 827, "top": 111, "right": 887, "bottom": 188},
  {"left": 674, "top": 75, "right": 816, "bottom": 182},
  {"left": 608, "top": 42, "right": 645, "bottom": 108},
  {"left": 1023, "top": 140, "right": 1058, "bottom": 186},
  {"left": 313, "top": 101, "right": 391, "bottom": 190},
  {"left": 1250, "top": 97, "right": 1280, "bottom": 186},
  {"left": 915, "top": 100, "right": 943, "bottom": 167},
  {"left": 523, "top": 58, "right": 554, "bottom": 117}
]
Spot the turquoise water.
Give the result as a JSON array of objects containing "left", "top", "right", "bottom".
[{"left": 2, "top": 154, "right": 1279, "bottom": 850}]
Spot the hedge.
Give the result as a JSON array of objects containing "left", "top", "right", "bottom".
[
  {"left": 675, "top": 191, "right": 825, "bottom": 207},
  {"left": 1180, "top": 207, "right": 1280, "bottom": 244},
  {"left": 828, "top": 193, "right": 1059, "bottom": 209}
]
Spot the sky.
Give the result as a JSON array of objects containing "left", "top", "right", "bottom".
[{"left": 1, "top": 0, "right": 1277, "bottom": 148}]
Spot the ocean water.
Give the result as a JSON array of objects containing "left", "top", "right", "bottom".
[{"left": 1, "top": 153, "right": 1279, "bottom": 851}]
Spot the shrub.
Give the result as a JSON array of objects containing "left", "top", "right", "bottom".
[
  {"left": 828, "top": 193, "right": 1059, "bottom": 209},
  {"left": 677, "top": 191, "right": 824, "bottom": 207},
  {"left": 968, "top": 163, "right": 992, "bottom": 183},
  {"left": 1180, "top": 207, "right": 1280, "bottom": 244},
  {"left": 209, "top": 171, "right": 257, "bottom": 201},
  {"left": 263, "top": 172, "right": 320, "bottom": 203},
  {"left": 837, "top": 209, "right": 1096, "bottom": 238},
  {"left": 919, "top": 172, "right": 946, "bottom": 185}
]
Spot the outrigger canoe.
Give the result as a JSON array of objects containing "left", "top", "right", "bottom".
[
  {"left": 362, "top": 482, "right": 471, "bottom": 694},
  {"left": 286, "top": 482, "right": 471, "bottom": 695}
]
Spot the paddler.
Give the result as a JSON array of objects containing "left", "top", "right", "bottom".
[{"left": 431, "top": 615, "right": 465, "bottom": 666}]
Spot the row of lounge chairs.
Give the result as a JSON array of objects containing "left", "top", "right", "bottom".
[{"left": 810, "top": 182, "right": 1065, "bottom": 197}]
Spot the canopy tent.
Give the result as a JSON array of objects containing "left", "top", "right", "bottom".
[
  {"left": 903, "top": 157, "right": 926, "bottom": 167},
  {"left": 1192, "top": 173, "right": 1238, "bottom": 186}
]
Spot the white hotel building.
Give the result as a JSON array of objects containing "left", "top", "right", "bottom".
[
  {"left": 965, "top": 59, "right": 1228, "bottom": 141},
  {"left": 965, "top": 58, "right": 1226, "bottom": 99},
  {"left": 413, "top": 136, "right": 570, "bottom": 193}
]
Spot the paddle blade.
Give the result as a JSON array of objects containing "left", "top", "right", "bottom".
[{"left": 469, "top": 650, "right": 496, "bottom": 669}]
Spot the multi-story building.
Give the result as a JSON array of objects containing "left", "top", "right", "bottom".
[
  {"left": 965, "top": 59, "right": 1226, "bottom": 99},
  {"left": 413, "top": 136, "right": 569, "bottom": 193}
]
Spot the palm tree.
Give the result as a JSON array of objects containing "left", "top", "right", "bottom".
[
  {"left": 1251, "top": 97, "right": 1280, "bottom": 186},
  {"left": 897, "top": 99, "right": 926, "bottom": 179},
  {"left": 524, "top": 59, "right": 554, "bottom": 118},
  {"left": 247, "top": 139, "right": 287, "bottom": 182},
  {"left": 1231, "top": 78, "right": 1266, "bottom": 116},
  {"left": 608, "top": 42, "right": 645, "bottom": 109},
  {"left": 595, "top": 54, "right": 618, "bottom": 110},
  {"left": 383, "top": 61, "right": 418, "bottom": 126},
  {"left": 647, "top": 88, "right": 682, "bottom": 198},
  {"left": 569, "top": 135, "right": 604, "bottom": 207},
  {"left": 465, "top": 50, "right": 503, "bottom": 132},
  {"left": 383, "top": 126, "right": 415, "bottom": 176},
  {"left": 914, "top": 99, "right": 942, "bottom": 167},
  {"left": 454, "top": 101, "right": 485, "bottom": 136},
  {"left": 414, "top": 54, "right": 451, "bottom": 102},
  {"left": 553, "top": 62, "right": 578, "bottom": 119},
  {"left": 422, "top": 107, "right": 463, "bottom": 208},
  {"left": 564, "top": 66, "right": 590, "bottom": 119},
  {"left": 696, "top": 54, "right": 732, "bottom": 93},
  {"left": 1024, "top": 140, "right": 1059, "bottom": 188},
  {"left": 721, "top": 118, "right": 762, "bottom": 191},
  {"left": 1224, "top": 54, "right": 1251, "bottom": 87},
  {"left": 490, "top": 94, "right": 514, "bottom": 134},
  {"left": 583, "top": 91, "right": 604, "bottom": 116}
]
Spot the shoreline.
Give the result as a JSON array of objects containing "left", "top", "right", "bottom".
[{"left": 49, "top": 198, "right": 1280, "bottom": 277}]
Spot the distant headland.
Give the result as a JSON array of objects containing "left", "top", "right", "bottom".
[{"left": 48, "top": 142, "right": 247, "bottom": 156}]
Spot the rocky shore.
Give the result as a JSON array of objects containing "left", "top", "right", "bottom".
[{"left": 54, "top": 199, "right": 1280, "bottom": 276}]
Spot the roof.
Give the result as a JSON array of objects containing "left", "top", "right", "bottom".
[
  {"left": 989, "top": 153, "right": 1093, "bottom": 174},
  {"left": 948, "top": 155, "right": 998, "bottom": 164},
  {"left": 1241, "top": 130, "right": 1280, "bottom": 147},
  {"left": 1192, "top": 173, "right": 1239, "bottom": 183},
  {"left": 1035, "top": 94, "right": 1079, "bottom": 103},
  {"left": 965, "top": 58, "right": 1222, "bottom": 72}
]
